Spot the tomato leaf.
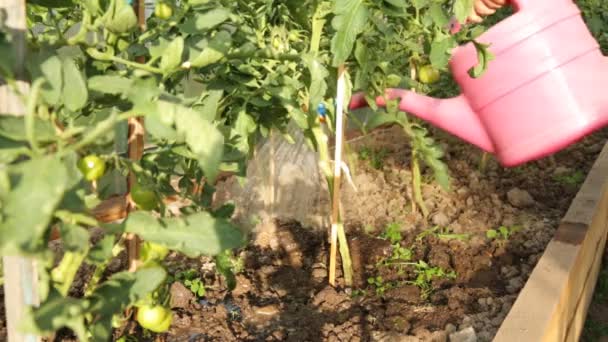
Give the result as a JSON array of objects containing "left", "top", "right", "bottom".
[
  {"left": 331, "top": 0, "right": 369, "bottom": 66},
  {"left": 86, "top": 235, "right": 116, "bottom": 265},
  {"left": 453, "top": 0, "right": 474, "bottom": 24},
  {"left": 62, "top": 58, "right": 88, "bottom": 111},
  {"left": 0, "top": 136, "right": 29, "bottom": 164},
  {"left": 429, "top": 36, "right": 455, "bottom": 70},
  {"left": 87, "top": 75, "right": 133, "bottom": 95},
  {"left": 160, "top": 36, "right": 185, "bottom": 74},
  {"left": 102, "top": 0, "right": 138, "bottom": 34},
  {"left": 123, "top": 211, "right": 245, "bottom": 257},
  {"left": 188, "top": 31, "right": 232, "bottom": 68},
  {"left": 428, "top": 3, "right": 450, "bottom": 27},
  {"left": 0, "top": 156, "right": 69, "bottom": 255},
  {"left": 302, "top": 53, "right": 329, "bottom": 114},
  {"left": 178, "top": 8, "right": 231, "bottom": 34},
  {"left": 86, "top": 266, "right": 167, "bottom": 341},
  {"left": 29, "top": 52, "right": 63, "bottom": 105},
  {"left": 20, "top": 289, "right": 88, "bottom": 342},
  {"left": 193, "top": 89, "right": 223, "bottom": 122},
  {"left": 59, "top": 223, "right": 91, "bottom": 253},
  {"left": 0, "top": 115, "right": 56, "bottom": 142},
  {"left": 468, "top": 41, "right": 495, "bottom": 78}
]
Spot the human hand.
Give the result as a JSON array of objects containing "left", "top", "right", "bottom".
[{"left": 468, "top": 0, "right": 507, "bottom": 23}]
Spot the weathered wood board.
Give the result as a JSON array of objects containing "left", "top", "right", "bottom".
[{"left": 494, "top": 141, "right": 608, "bottom": 342}]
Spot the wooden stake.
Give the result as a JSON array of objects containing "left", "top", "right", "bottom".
[
  {"left": 125, "top": 0, "right": 147, "bottom": 272},
  {"left": 0, "top": 1, "right": 41, "bottom": 341},
  {"left": 409, "top": 64, "right": 418, "bottom": 214},
  {"left": 329, "top": 65, "right": 347, "bottom": 286}
]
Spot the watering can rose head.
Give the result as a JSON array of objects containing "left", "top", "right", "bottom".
[{"left": 350, "top": 0, "right": 608, "bottom": 168}]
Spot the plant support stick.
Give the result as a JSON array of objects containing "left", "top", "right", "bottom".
[
  {"left": 126, "top": 0, "right": 146, "bottom": 272},
  {"left": 329, "top": 65, "right": 353, "bottom": 287},
  {"left": 1, "top": 1, "right": 41, "bottom": 341}
]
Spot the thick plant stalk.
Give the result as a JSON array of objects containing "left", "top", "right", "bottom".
[
  {"left": 329, "top": 65, "right": 353, "bottom": 287},
  {"left": 409, "top": 64, "right": 418, "bottom": 215},
  {"left": 479, "top": 151, "right": 489, "bottom": 173},
  {"left": 411, "top": 151, "right": 429, "bottom": 218},
  {"left": 84, "top": 235, "right": 125, "bottom": 296},
  {"left": 125, "top": 0, "right": 147, "bottom": 272}
]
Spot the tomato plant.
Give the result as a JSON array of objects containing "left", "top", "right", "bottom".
[{"left": 0, "top": 0, "right": 487, "bottom": 338}]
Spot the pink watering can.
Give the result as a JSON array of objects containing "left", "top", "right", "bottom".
[{"left": 349, "top": 0, "right": 608, "bottom": 167}]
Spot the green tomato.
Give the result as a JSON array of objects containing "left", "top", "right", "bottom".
[
  {"left": 136, "top": 305, "right": 173, "bottom": 333},
  {"left": 386, "top": 74, "right": 402, "bottom": 87},
  {"left": 116, "top": 37, "right": 130, "bottom": 52},
  {"left": 288, "top": 31, "right": 299, "bottom": 42},
  {"left": 140, "top": 241, "right": 170, "bottom": 262},
  {"left": 418, "top": 65, "right": 440, "bottom": 84},
  {"left": 155, "top": 2, "right": 173, "bottom": 19},
  {"left": 130, "top": 182, "right": 159, "bottom": 211},
  {"left": 77, "top": 155, "right": 106, "bottom": 181}
]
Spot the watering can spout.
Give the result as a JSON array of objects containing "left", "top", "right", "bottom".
[{"left": 349, "top": 89, "right": 495, "bottom": 153}]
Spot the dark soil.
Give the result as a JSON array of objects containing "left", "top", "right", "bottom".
[
  {"left": 156, "top": 127, "right": 608, "bottom": 342},
  {"left": 2, "top": 127, "right": 608, "bottom": 342}
]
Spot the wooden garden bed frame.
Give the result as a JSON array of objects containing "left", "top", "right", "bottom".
[{"left": 494, "top": 141, "right": 608, "bottom": 342}]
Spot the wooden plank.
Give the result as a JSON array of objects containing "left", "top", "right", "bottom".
[
  {"left": 494, "top": 141, "right": 608, "bottom": 342},
  {"left": 0, "top": 1, "right": 41, "bottom": 342},
  {"left": 564, "top": 229, "right": 607, "bottom": 341}
]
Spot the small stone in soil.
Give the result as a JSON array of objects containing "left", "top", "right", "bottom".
[
  {"left": 506, "top": 188, "right": 534, "bottom": 208},
  {"left": 553, "top": 166, "right": 572, "bottom": 176},
  {"left": 432, "top": 211, "right": 450, "bottom": 226},
  {"left": 429, "top": 330, "right": 448, "bottom": 342},
  {"left": 445, "top": 323, "right": 457, "bottom": 334},
  {"left": 231, "top": 274, "right": 252, "bottom": 297},
  {"left": 506, "top": 276, "right": 524, "bottom": 294},
  {"left": 312, "top": 267, "right": 328, "bottom": 279},
  {"left": 477, "top": 331, "right": 493, "bottom": 342},
  {"left": 412, "top": 327, "right": 431, "bottom": 339},
  {"left": 449, "top": 327, "right": 477, "bottom": 342},
  {"left": 491, "top": 316, "right": 504, "bottom": 327},
  {"left": 169, "top": 281, "right": 195, "bottom": 309}
]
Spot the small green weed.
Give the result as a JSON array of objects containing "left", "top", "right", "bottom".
[
  {"left": 416, "top": 225, "right": 471, "bottom": 242},
  {"left": 175, "top": 269, "right": 206, "bottom": 297},
  {"left": 358, "top": 146, "right": 389, "bottom": 170},
  {"left": 553, "top": 170, "right": 585, "bottom": 186},
  {"left": 403, "top": 260, "right": 457, "bottom": 299},
  {"left": 381, "top": 222, "right": 403, "bottom": 245},
  {"left": 350, "top": 288, "right": 368, "bottom": 298},
  {"left": 486, "top": 225, "right": 522, "bottom": 243},
  {"left": 367, "top": 276, "right": 393, "bottom": 297},
  {"left": 378, "top": 223, "right": 413, "bottom": 271},
  {"left": 363, "top": 224, "right": 376, "bottom": 235}
]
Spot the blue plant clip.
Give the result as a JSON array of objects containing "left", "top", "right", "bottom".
[{"left": 316, "top": 103, "right": 327, "bottom": 123}]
